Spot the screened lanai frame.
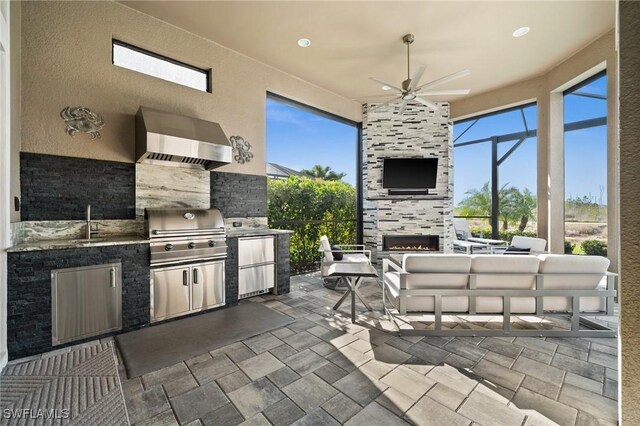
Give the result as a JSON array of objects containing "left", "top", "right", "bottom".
[{"left": 453, "top": 77, "right": 608, "bottom": 240}]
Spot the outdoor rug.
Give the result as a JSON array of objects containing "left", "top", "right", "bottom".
[
  {"left": 0, "top": 342, "right": 129, "bottom": 425},
  {"left": 115, "top": 303, "right": 294, "bottom": 378}
]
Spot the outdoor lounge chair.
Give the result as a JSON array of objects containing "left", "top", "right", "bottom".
[{"left": 319, "top": 235, "right": 371, "bottom": 289}]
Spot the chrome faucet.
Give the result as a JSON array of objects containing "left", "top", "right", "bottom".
[{"left": 85, "top": 204, "right": 99, "bottom": 239}]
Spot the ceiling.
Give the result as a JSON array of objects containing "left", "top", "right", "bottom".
[{"left": 120, "top": 1, "right": 615, "bottom": 104}]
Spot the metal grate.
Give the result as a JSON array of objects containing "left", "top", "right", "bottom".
[
  {"left": 147, "top": 152, "right": 174, "bottom": 162},
  {"left": 238, "top": 289, "right": 271, "bottom": 299},
  {"left": 181, "top": 157, "right": 208, "bottom": 166}
]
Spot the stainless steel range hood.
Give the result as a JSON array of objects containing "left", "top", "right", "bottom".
[{"left": 135, "top": 107, "right": 232, "bottom": 170}]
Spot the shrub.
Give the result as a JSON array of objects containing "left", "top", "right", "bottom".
[
  {"left": 268, "top": 176, "right": 357, "bottom": 274},
  {"left": 468, "top": 226, "right": 537, "bottom": 243},
  {"left": 564, "top": 240, "right": 576, "bottom": 254},
  {"left": 581, "top": 239, "right": 608, "bottom": 257}
]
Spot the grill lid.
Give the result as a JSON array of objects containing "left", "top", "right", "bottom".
[{"left": 146, "top": 208, "right": 225, "bottom": 238}]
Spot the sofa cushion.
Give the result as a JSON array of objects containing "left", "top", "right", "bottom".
[
  {"left": 403, "top": 254, "right": 472, "bottom": 273},
  {"left": 471, "top": 255, "right": 540, "bottom": 313},
  {"left": 385, "top": 254, "right": 471, "bottom": 313},
  {"left": 538, "top": 254, "right": 610, "bottom": 312},
  {"left": 384, "top": 271, "right": 469, "bottom": 313},
  {"left": 320, "top": 235, "right": 333, "bottom": 262},
  {"left": 511, "top": 236, "right": 547, "bottom": 253}
]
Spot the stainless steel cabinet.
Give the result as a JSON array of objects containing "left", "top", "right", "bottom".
[
  {"left": 238, "top": 236, "right": 275, "bottom": 299},
  {"left": 151, "top": 265, "right": 191, "bottom": 321},
  {"left": 52, "top": 263, "right": 122, "bottom": 346},
  {"left": 192, "top": 261, "right": 225, "bottom": 311},
  {"left": 151, "top": 260, "right": 225, "bottom": 322}
]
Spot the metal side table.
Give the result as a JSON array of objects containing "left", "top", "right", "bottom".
[{"left": 326, "top": 263, "right": 378, "bottom": 323}]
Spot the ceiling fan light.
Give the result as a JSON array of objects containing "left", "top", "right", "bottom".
[{"left": 512, "top": 27, "right": 530, "bottom": 37}]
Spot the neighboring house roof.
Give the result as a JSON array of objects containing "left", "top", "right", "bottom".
[{"left": 267, "top": 163, "right": 304, "bottom": 179}]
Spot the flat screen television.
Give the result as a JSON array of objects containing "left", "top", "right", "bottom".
[{"left": 382, "top": 157, "right": 438, "bottom": 189}]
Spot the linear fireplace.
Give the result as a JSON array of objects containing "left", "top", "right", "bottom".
[{"left": 383, "top": 235, "right": 440, "bottom": 252}]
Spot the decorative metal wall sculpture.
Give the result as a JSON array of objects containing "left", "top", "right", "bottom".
[
  {"left": 231, "top": 136, "right": 254, "bottom": 164},
  {"left": 60, "top": 106, "right": 105, "bottom": 139}
]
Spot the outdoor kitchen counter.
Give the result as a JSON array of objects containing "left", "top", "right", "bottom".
[
  {"left": 6, "top": 235, "right": 150, "bottom": 252},
  {"left": 226, "top": 228, "right": 294, "bottom": 238}
]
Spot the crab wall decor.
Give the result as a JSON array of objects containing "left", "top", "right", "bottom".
[
  {"left": 230, "top": 136, "right": 254, "bottom": 164},
  {"left": 60, "top": 106, "right": 105, "bottom": 140}
]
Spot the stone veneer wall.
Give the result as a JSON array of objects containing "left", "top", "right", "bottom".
[
  {"left": 211, "top": 171, "right": 268, "bottom": 220},
  {"left": 7, "top": 244, "right": 150, "bottom": 359},
  {"left": 20, "top": 153, "right": 136, "bottom": 221},
  {"left": 362, "top": 102, "right": 455, "bottom": 263}
]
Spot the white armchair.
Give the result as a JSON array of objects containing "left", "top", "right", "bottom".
[{"left": 319, "top": 235, "right": 371, "bottom": 288}]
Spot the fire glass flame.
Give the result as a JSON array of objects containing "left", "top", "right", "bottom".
[{"left": 383, "top": 235, "right": 440, "bottom": 252}]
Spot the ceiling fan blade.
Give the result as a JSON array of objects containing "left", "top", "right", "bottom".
[
  {"left": 409, "top": 64, "right": 426, "bottom": 91},
  {"left": 369, "top": 77, "right": 402, "bottom": 92},
  {"left": 351, "top": 94, "right": 400, "bottom": 100},
  {"left": 416, "top": 89, "right": 471, "bottom": 96},
  {"left": 398, "top": 102, "right": 408, "bottom": 115},
  {"left": 414, "top": 96, "right": 439, "bottom": 111},
  {"left": 368, "top": 97, "right": 401, "bottom": 112},
  {"left": 416, "top": 69, "right": 471, "bottom": 91}
]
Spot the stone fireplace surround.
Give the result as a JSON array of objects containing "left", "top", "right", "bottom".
[{"left": 362, "top": 102, "right": 455, "bottom": 264}]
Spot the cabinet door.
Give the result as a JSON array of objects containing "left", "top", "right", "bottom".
[
  {"left": 152, "top": 266, "right": 191, "bottom": 321},
  {"left": 52, "top": 263, "right": 122, "bottom": 345},
  {"left": 192, "top": 261, "right": 225, "bottom": 310}
]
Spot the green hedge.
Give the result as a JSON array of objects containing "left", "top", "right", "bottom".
[
  {"left": 581, "top": 240, "right": 608, "bottom": 256},
  {"left": 268, "top": 177, "right": 357, "bottom": 274},
  {"left": 469, "top": 227, "right": 537, "bottom": 244}
]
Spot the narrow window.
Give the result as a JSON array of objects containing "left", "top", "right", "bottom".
[{"left": 112, "top": 40, "right": 210, "bottom": 92}]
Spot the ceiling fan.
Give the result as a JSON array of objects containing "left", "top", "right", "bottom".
[{"left": 358, "top": 34, "right": 471, "bottom": 115}]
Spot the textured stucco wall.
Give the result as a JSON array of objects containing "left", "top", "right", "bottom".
[
  {"left": 619, "top": 1, "right": 640, "bottom": 422},
  {"left": 19, "top": 1, "right": 361, "bottom": 176}
]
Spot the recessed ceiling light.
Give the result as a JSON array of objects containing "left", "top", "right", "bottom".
[
  {"left": 297, "top": 38, "right": 311, "bottom": 47},
  {"left": 512, "top": 27, "right": 530, "bottom": 37},
  {"left": 381, "top": 85, "right": 391, "bottom": 91}
]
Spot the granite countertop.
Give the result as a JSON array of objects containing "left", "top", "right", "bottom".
[
  {"left": 7, "top": 235, "right": 150, "bottom": 253},
  {"left": 226, "top": 228, "right": 294, "bottom": 238}
]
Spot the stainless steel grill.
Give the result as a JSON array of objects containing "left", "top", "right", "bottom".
[{"left": 146, "top": 208, "right": 227, "bottom": 266}]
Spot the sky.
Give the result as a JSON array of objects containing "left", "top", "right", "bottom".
[
  {"left": 453, "top": 73, "right": 608, "bottom": 206},
  {"left": 266, "top": 74, "right": 607, "bottom": 205},
  {"left": 266, "top": 99, "right": 358, "bottom": 186}
]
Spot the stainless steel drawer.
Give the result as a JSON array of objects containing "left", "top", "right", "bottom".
[
  {"left": 238, "top": 236, "right": 275, "bottom": 267},
  {"left": 239, "top": 263, "right": 275, "bottom": 297},
  {"left": 52, "top": 263, "right": 122, "bottom": 346}
]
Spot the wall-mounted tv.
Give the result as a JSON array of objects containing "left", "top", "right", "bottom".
[{"left": 382, "top": 157, "right": 438, "bottom": 189}]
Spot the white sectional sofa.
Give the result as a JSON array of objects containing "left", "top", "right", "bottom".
[{"left": 382, "top": 253, "right": 616, "bottom": 337}]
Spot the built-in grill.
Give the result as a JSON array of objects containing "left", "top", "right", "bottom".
[
  {"left": 146, "top": 208, "right": 227, "bottom": 322},
  {"left": 146, "top": 208, "right": 227, "bottom": 266}
]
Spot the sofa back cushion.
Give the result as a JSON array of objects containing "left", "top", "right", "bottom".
[
  {"left": 471, "top": 254, "right": 540, "bottom": 314},
  {"left": 402, "top": 254, "right": 471, "bottom": 288},
  {"left": 471, "top": 255, "right": 540, "bottom": 289},
  {"left": 511, "top": 236, "right": 547, "bottom": 253},
  {"left": 538, "top": 254, "right": 609, "bottom": 289},
  {"left": 319, "top": 235, "right": 333, "bottom": 262}
]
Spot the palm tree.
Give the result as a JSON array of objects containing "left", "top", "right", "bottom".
[
  {"left": 457, "top": 182, "right": 534, "bottom": 231},
  {"left": 300, "top": 165, "right": 346, "bottom": 181},
  {"left": 512, "top": 188, "right": 537, "bottom": 232}
]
